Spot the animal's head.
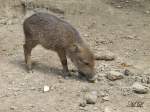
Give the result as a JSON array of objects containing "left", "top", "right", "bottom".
[{"left": 68, "top": 43, "right": 96, "bottom": 82}]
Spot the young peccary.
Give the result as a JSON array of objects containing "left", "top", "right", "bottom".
[{"left": 23, "top": 12, "right": 95, "bottom": 82}]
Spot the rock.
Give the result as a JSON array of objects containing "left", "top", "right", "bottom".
[
  {"left": 0, "top": 18, "right": 8, "bottom": 25},
  {"left": 116, "top": 5, "right": 122, "bottom": 8},
  {"left": 124, "top": 68, "right": 143, "bottom": 76},
  {"left": 85, "top": 91, "right": 98, "bottom": 104},
  {"left": 83, "top": 34, "right": 89, "bottom": 37},
  {"left": 10, "top": 106, "right": 17, "bottom": 110},
  {"left": 145, "top": 10, "right": 150, "bottom": 14},
  {"left": 81, "top": 86, "right": 90, "bottom": 92},
  {"left": 127, "top": 100, "right": 144, "bottom": 107},
  {"left": 93, "top": 107, "right": 98, "bottom": 110},
  {"left": 121, "top": 87, "right": 132, "bottom": 96},
  {"left": 132, "top": 82, "right": 149, "bottom": 94},
  {"left": 121, "top": 35, "right": 138, "bottom": 40},
  {"left": 99, "top": 91, "right": 107, "bottom": 97},
  {"left": 30, "top": 87, "right": 36, "bottom": 90},
  {"left": 79, "top": 100, "right": 87, "bottom": 107},
  {"left": 43, "top": 85, "right": 50, "bottom": 92},
  {"left": 41, "top": 109, "right": 45, "bottom": 112},
  {"left": 102, "top": 96, "right": 110, "bottom": 101},
  {"left": 104, "top": 107, "right": 112, "bottom": 112},
  {"left": 106, "top": 71, "right": 124, "bottom": 81},
  {"left": 79, "top": 107, "right": 88, "bottom": 111},
  {"left": 7, "top": 20, "right": 13, "bottom": 25},
  {"left": 58, "top": 79, "right": 64, "bottom": 83},
  {"left": 141, "top": 76, "right": 150, "bottom": 84},
  {"left": 95, "top": 51, "right": 116, "bottom": 61},
  {"left": 97, "top": 73, "right": 107, "bottom": 81}
]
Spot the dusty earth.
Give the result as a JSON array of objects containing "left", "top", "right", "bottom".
[{"left": 0, "top": 0, "right": 150, "bottom": 112}]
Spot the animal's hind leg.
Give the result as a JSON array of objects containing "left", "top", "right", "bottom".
[{"left": 23, "top": 41, "right": 37, "bottom": 72}]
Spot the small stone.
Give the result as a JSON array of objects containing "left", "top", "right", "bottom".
[
  {"left": 102, "top": 96, "right": 110, "bottom": 101},
  {"left": 95, "top": 51, "right": 115, "bottom": 61},
  {"left": 97, "top": 73, "right": 107, "bottom": 79},
  {"left": 125, "top": 0, "right": 129, "bottom": 3},
  {"left": 145, "top": 10, "right": 150, "bottom": 14},
  {"left": 132, "top": 82, "right": 149, "bottom": 94},
  {"left": 43, "top": 85, "right": 50, "bottom": 92},
  {"left": 99, "top": 91, "right": 107, "bottom": 97},
  {"left": 93, "top": 107, "right": 98, "bottom": 110},
  {"left": 41, "top": 109, "right": 45, "bottom": 112},
  {"left": 79, "top": 107, "right": 88, "bottom": 111},
  {"left": 106, "top": 71, "right": 124, "bottom": 81},
  {"left": 79, "top": 100, "right": 86, "bottom": 107},
  {"left": 124, "top": 68, "right": 143, "bottom": 76},
  {"left": 104, "top": 107, "right": 112, "bottom": 112},
  {"left": 85, "top": 91, "right": 98, "bottom": 104},
  {"left": 20, "top": 83, "right": 25, "bottom": 86},
  {"left": 84, "top": 34, "right": 89, "bottom": 37},
  {"left": 64, "top": 76, "right": 69, "bottom": 80},
  {"left": 30, "top": 87, "right": 36, "bottom": 90},
  {"left": 141, "top": 76, "right": 150, "bottom": 84},
  {"left": 127, "top": 100, "right": 144, "bottom": 107},
  {"left": 81, "top": 86, "right": 90, "bottom": 92},
  {"left": 58, "top": 79, "right": 64, "bottom": 83},
  {"left": 116, "top": 5, "right": 122, "bottom": 8},
  {"left": 50, "top": 85, "right": 56, "bottom": 90},
  {"left": 10, "top": 106, "right": 17, "bottom": 110},
  {"left": 127, "top": 23, "right": 133, "bottom": 26},
  {"left": 7, "top": 20, "right": 12, "bottom": 25}
]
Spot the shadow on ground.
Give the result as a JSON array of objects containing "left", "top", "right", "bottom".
[{"left": 10, "top": 59, "right": 88, "bottom": 82}]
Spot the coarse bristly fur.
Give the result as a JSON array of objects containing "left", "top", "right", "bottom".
[{"left": 23, "top": 12, "right": 96, "bottom": 82}]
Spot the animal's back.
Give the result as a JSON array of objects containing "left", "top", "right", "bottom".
[{"left": 23, "top": 13, "right": 82, "bottom": 50}]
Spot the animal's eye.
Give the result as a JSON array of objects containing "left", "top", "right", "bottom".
[
  {"left": 83, "top": 61, "right": 89, "bottom": 65},
  {"left": 79, "top": 59, "right": 89, "bottom": 65}
]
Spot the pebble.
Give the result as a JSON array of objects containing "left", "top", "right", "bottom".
[
  {"left": 116, "top": 5, "right": 122, "bottom": 8},
  {"left": 104, "top": 107, "right": 112, "bottom": 112},
  {"left": 41, "top": 109, "right": 45, "bottom": 112},
  {"left": 43, "top": 85, "right": 50, "bottom": 92},
  {"left": 7, "top": 20, "right": 12, "bottom": 25},
  {"left": 83, "top": 34, "right": 89, "bottom": 37},
  {"left": 106, "top": 71, "right": 124, "bottom": 81},
  {"left": 58, "top": 79, "right": 64, "bottom": 83},
  {"left": 145, "top": 10, "right": 150, "bottom": 14},
  {"left": 95, "top": 51, "right": 116, "bottom": 61},
  {"left": 79, "top": 100, "right": 87, "bottom": 107},
  {"left": 93, "top": 107, "right": 98, "bottom": 110},
  {"left": 124, "top": 68, "right": 143, "bottom": 76},
  {"left": 30, "top": 87, "right": 36, "bottom": 90},
  {"left": 85, "top": 91, "right": 98, "bottom": 104},
  {"left": 10, "top": 106, "right": 17, "bottom": 110},
  {"left": 102, "top": 96, "right": 110, "bottom": 101},
  {"left": 141, "top": 76, "right": 150, "bottom": 84},
  {"left": 97, "top": 73, "right": 107, "bottom": 81},
  {"left": 127, "top": 100, "right": 144, "bottom": 107},
  {"left": 132, "top": 82, "right": 149, "bottom": 94}
]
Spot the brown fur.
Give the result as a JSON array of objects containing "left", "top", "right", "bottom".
[{"left": 23, "top": 12, "right": 95, "bottom": 81}]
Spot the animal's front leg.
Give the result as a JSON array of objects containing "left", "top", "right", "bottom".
[{"left": 57, "top": 50, "right": 71, "bottom": 77}]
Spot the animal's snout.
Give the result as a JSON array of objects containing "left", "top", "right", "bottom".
[{"left": 79, "top": 71, "right": 96, "bottom": 83}]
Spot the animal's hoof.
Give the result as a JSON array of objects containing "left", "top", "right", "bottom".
[
  {"left": 27, "top": 69, "right": 33, "bottom": 74},
  {"left": 63, "top": 71, "right": 71, "bottom": 78},
  {"left": 88, "top": 77, "right": 96, "bottom": 83}
]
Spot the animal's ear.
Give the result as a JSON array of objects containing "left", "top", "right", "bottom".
[{"left": 69, "top": 43, "right": 81, "bottom": 53}]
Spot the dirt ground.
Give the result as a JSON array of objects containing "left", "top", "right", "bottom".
[{"left": 0, "top": 0, "right": 150, "bottom": 112}]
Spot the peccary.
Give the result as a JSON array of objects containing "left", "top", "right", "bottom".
[{"left": 23, "top": 12, "right": 95, "bottom": 82}]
